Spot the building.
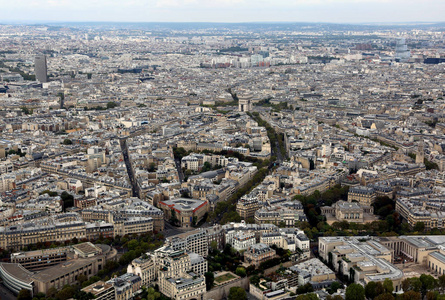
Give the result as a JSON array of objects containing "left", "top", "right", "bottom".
[
  {"left": 244, "top": 243, "right": 277, "bottom": 267},
  {"left": 396, "top": 196, "right": 445, "bottom": 230},
  {"left": 319, "top": 236, "right": 404, "bottom": 291},
  {"left": 289, "top": 258, "right": 336, "bottom": 288},
  {"left": 239, "top": 94, "right": 252, "bottom": 112},
  {"left": 0, "top": 212, "right": 156, "bottom": 250},
  {"left": 107, "top": 273, "right": 142, "bottom": 300},
  {"left": 34, "top": 55, "right": 48, "bottom": 83},
  {"left": 232, "top": 231, "right": 256, "bottom": 251},
  {"left": 378, "top": 235, "right": 445, "bottom": 265},
  {"left": 236, "top": 196, "right": 261, "bottom": 220},
  {"left": 395, "top": 38, "right": 410, "bottom": 62},
  {"left": 0, "top": 243, "right": 117, "bottom": 295},
  {"left": 348, "top": 186, "right": 376, "bottom": 205},
  {"left": 189, "top": 252, "right": 208, "bottom": 275},
  {"left": 127, "top": 255, "right": 157, "bottom": 287},
  {"left": 10, "top": 248, "right": 69, "bottom": 271},
  {"left": 81, "top": 281, "right": 115, "bottom": 300},
  {"left": 260, "top": 229, "right": 310, "bottom": 256},
  {"left": 159, "top": 198, "right": 209, "bottom": 228},
  {"left": 376, "top": 236, "right": 445, "bottom": 277},
  {"left": 161, "top": 274, "right": 206, "bottom": 300},
  {"left": 254, "top": 204, "right": 307, "bottom": 227},
  {"left": 321, "top": 200, "right": 378, "bottom": 225},
  {"left": 165, "top": 230, "right": 208, "bottom": 257},
  {"left": 156, "top": 247, "right": 206, "bottom": 300},
  {"left": 127, "top": 245, "right": 207, "bottom": 300}
]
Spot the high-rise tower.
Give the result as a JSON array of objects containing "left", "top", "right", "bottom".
[
  {"left": 395, "top": 38, "right": 410, "bottom": 62},
  {"left": 35, "top": 55, "right": 48, "bottom": 83}
]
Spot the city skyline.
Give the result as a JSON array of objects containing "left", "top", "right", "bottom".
[{"left": 1, "top": 0, "right": 445, "bottom": 24}]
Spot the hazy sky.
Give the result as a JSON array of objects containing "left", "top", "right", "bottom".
[{"left": 1, "top": 0, "right": 444, "bottom": 23}]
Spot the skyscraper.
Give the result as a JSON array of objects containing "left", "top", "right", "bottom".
[
  {"left": 395, "top": 38, "right": 410, "bottom": 62},
  {"left": 35, "top": 55, "right": 48, "bottom": 83}
]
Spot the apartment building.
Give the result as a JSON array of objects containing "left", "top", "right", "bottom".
[
  {"left": 396, "top": 196, "right": 445, "bottom": 230},
  {"left": 81, "top": 281, "right": 115, "bottom": 300},
  {"left": 0, "top": 213, "right": 155, "bottom": 250},
  {"left": 244, "top": 243, "right": 277, "bottom": 267},
  {"left": 127, "top": 255, "right": 157, "bottom": 287},
  {"left": 236, "top": 196, "right": 261, "bottom": 220},
  {"left": 166, "top": 230, "right": 208, "bottom": 257},
  {"left": 159, "top": 198, "right": 209, "bottom": 228},
  {"left": 348, "top": 186, "right": 376, "bottom": 205}
]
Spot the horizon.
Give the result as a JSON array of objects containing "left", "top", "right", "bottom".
[{"left": 2, "top": 20, "right": 445, "bottom": 25}]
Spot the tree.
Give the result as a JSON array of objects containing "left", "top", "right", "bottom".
[
  {"left": 74, "top": 290, "right": 95, "bottom": 300},
  {"left": 413, "top": 222, "right": 425, "bottom": 232},
  {"left": 345, "top": 283, "right": 365, "bottom": 300},
  {"left": 20, "top": 106, "right": 32, "bottom": 115},
  {"left": 107, "top": 101, "right": 118, "bottom": 109},
  {"left": 63, "top": 138, "right": 73, "bottom": 145},
  {"left": 402, "top": 277, "right": 422, "bottom": 293},
  {"left": 148, "top": 162, "right": 156, "bottom": 172},
  {"left": 210, "top": 240, "right": 218, "bottom": 251},
  {"left": 402, "top": 279, "right": 410, "bottom": 292},
  {"left": 205, "top": 272, "right": 214, "bottom": 291},
  {"left": 296, "top": 294, "right": 318, "bottom": 300},
  {"left": 47, "top": 286, "right": 58, "bottom": 298},
  {"left": 327, "top": 296, "right": 344, "bottom": 300},
  {"left": 169, "top": 209, "right": 179, "bottom": 225},
  {"left": 77, "top": 273, "right": 88, "bottom": 284},
  {"left": 17, "top": 289, "right": 32, "bottom": 300},
  {"left": 228, "top": 287, "right": 246, "bottom": 300},
  {"left": 420, "top": 274, "right": 437, "bottom": 295},
  {"left": 374, "top": 294, "right": 394, "bottom": 300},
  {"left": 328, "top": 252, "right": 333, "bottom": 267},
  {"left": 236, "top": 267, "right": 246, "bottom": 277},
  {"left": 426, "top": 291, "right": 438, "bottom": 300},
  {"left": 202, "top": 161, "right": 212, "bottom": 172},
  {"left": 402, "top": 291, "right": 421, "bottom": 300},
  {"left": 250, "top": 274, "right": 260, "bottom": 286},
  {"left": 383, "top": 278, "right": 394, "bottom": 294},
  {"left": 365, "top": 281, "right": 379, "bottom": 299},
  {"left": 349, "top": 267, "right": 356, "bottom": 283},
  {"left": 439, "top": 274, "right": 445, "bottom": 292},
  {"left": 56, "top": 285, "right": 75, "bottom": 300},
  {"left": 329, "top": 281, "right": 342, "bottom": 295},
  {"left": 297, "top": 283, "right": 314, "bottom": 294},
  {"left": 127, "top": 239, "right": 139, "bottom": 251},
  {"left": 60, "top": 191, "right": 74, "bottom": 210},
  {"left": 34, "top": 292, "right": 46, "bottom": 299}
]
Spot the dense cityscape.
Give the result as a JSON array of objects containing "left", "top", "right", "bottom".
[{"left": 0, "top": 21, "right": 445, "bottom": 300}]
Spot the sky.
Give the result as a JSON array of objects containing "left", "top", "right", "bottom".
[{"left": 1, "top": 0, "right": 444, "bottom": 24}]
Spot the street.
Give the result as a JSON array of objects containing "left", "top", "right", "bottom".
[
  {"left": 164, "top": 222, "right": 196, "bottom": 237},
  {"left": 175, "top": 159, "right": 184, "bottom": 183},
  {"left": 0, "top": 283, "right": 16, "bottom": 300}
]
